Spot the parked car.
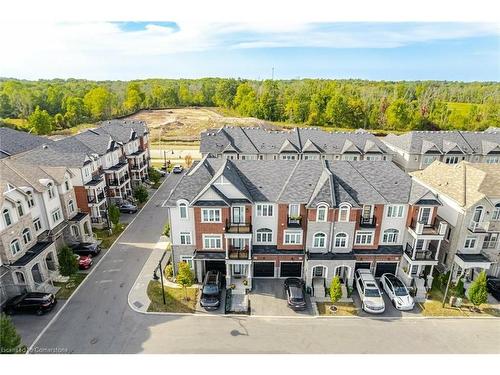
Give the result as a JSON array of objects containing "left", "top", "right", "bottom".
[
  {"left": 71, "top": 242, "right": 101, "bottom": 257},
  {"left": 77, "top": 254, "right": 93, "bottom": 270},
  {"left": 200, "top": 271, "right": 222, "bottom": 310},
  {"left": 486, "top": 276, "right": 500, "bottom": 301},
  {"left": 355, "top": 269, "right": 385, "bottom": 314},
  {"left": 119, "top": 202, "right": 138, "bottom": 214},
  {"left": 172, "top": 165, "right": 183, "bottom": 174},
  {"left": 379, "top": 273, "right": 415, "bottom": 310},
  {"left": 284, "top": 278, "right": 307, "bottom": 311},
  {"left": 4, "top": 292, "right": 57, "bottom": 315}
]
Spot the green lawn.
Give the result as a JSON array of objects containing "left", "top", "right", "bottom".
[
  {"left": 93, "top": 223, "right": 127, "bottom": 249},
  {"left": 54, "top": 273, "right": 87, "bottom": 299},
  {"left": 317, "top": 302, "right": 359, "bottom": 316},
  {"left": 147, "top": 281, "right": 198, "bottom": 313}
]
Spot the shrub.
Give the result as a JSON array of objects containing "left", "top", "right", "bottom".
[
  {"left": 184, "top": 154, "right": 193, "bottom": 168},
  {"left": 108, "top": 204, "right": 120, "bottom": 226},
  {"left": 58, "top": 246, "right": 79, "bottom": 276},
  {"left": 163, "top": 222, "right": 170, "bottom": 237},
  {"left": 164, "top": 264, "right": 173, "bottom": 279},
  {"left": 329, "top": 276, "right": 342, "bottom": 305},
  {"left": 133, "top": 185, "right": 149, "bottom": 204},
  {"left": 148, "top": 167, "right": 161, "bottom": 185},
  {"left": 453, "top": 278, "right": 465, "bottom": 298},
  {"left": 0, "top": 314, "right": 24, "bottom": 354},
  {"left": 468, "top": 271, "right": 488, "bottom": 307}
]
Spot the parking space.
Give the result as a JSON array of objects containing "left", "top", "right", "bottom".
[
  {"left": 351, "top": 289, "right": 423, "bottom": 318},
  {"left": 10, "top": 300, "right": 66, "bottom": 347},
  {"left": 195, "top": 287, "right": 227, "bottom": 315},
  {"left": 119, "top": 212, "right": 136, "bottom": 224},
  {"left": 249, "top": 279, "right": 314, "bottom": 316}
]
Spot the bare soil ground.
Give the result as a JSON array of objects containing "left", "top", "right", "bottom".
[{"left": 123, "top": 107, "right": 277, "bottom": 143}]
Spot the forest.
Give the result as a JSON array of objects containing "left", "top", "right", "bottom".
[{"left": 0, "top": 78, "right": 498, "bottom": 135}]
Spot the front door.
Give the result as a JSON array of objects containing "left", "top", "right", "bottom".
[
  {"left": 232, "top": 206, "right": 243, "bottom": 224},
  {"left": 335, "top": 266, "right": 349, "bottom": 283},
  {"left": 232, "top": 264, "right": 243, "bottom": 276}
]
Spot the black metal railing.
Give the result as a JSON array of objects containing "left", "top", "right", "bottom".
[
  {"left": 225, "top": 218, "right": 252, "bottom": 233},
  {"left": 287, "top": 215, "right": 302, "bottom": 228},
  {"left": 359, "top": 215, "right": 377, "bottom": 228},
  {"left": 405, "top": 242, "right": 437, "bottom": 260},
  {"left": 228, "top": 246, "right": 250, "bottom": 259}
]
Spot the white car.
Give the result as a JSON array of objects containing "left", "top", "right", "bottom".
[
  {"left": 355, "top": 269, "right": 385, "bottom": 314},
  {"left": 380, "top": 273, "right": 415, "bottom": 311}
]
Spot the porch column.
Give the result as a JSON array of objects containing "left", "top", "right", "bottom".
[
  {"left": 435, "top": 239, "right": 442, "bottom": 261},
  {"left": 248, "top": 239, "right": 252, "bottom": 258},
  {"left": 225, "top": 237, "right": 229, "bottom": 259},
  {"left": 427, "top": 265, "right": 435, "bottom": 289},
  {"left": 412, "top": 238, "right": 417, "bottom": 259},
  {"left": 225, "top": 262, "right": 231, "bottom": 287},
  {"left": 248, "top": 262, "right": 253, "bottom": 290}
]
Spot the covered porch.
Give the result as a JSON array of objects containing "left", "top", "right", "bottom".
[
  {"left": 225, "top": 260, "right": 252, "bottom": 293},
  {"left": 453, "top": 252, "right": 492, "bottom": 291}
]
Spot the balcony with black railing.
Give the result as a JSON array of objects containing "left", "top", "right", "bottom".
[
  {"left": 359, "top": 215, "right": 377, "bottom": 228},
  {"left": 409, "top": 216, "right": 448, "bottom": 236},
  {"left": 225, "top": 218, "right": 252, "bottom": 233},
  {"left": 287, "top": 215, "right": 302, "bottom": 228},
  {"left": 404, "top": 242, "right": 438, "bottom": 261},
  {"left": 228, "top": 245, "right": 250, "bottom": 259}
]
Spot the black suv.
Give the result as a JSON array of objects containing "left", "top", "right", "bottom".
[
  {"left": 284, "top": 278, "right": 307, "bottom": 311},
  {"left": 487, "top": 276, "right": 500, "bottom": 301},
  {"left": 4, "top": 292, "right": 57, "bottom": 315},
  {"left": 71, "top": 242, "right": 101, "bottom": 257},
  {"left": 200, "top": 271, "right": 222, "bottom": 310}
]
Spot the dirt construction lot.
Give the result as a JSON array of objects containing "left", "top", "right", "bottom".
[{"left": 124, "top": 107, "right": 276, "bottom": 142}]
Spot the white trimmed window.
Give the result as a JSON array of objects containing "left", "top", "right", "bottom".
[
  {"left": 256, "top": 204, "right": 273, "bottom": 217},
  {"left": 256, "top": 228, "right": 272, "bottom": 243},
  {"left": 284, "top": 230, "right": 302, "bottom": 245},
  {"left": 203, "top": 235, "right": 222, "bottom": 249},
  {"left": 338, "top": 204, "right": 350, "bottom": 222},
  {"left": 52, "top": 209, "right": 62, "bottom": 223},
  {"left": 180, "top": 255, "right": 194, "bottom": 270},
  {"left": 334, "top": 232, "right": 348, "bottom": 248},
  {"left": 10, "top": 239, "right": 21, "bottom": 256},
  {"left": 71, "top": 225, "right": 80, "bottom": 237},
  {"left": 180, "top": 232, "right": 192, "bottom": 245},
  {"left": 64, "top": 179, "right": 70, "bottom": 191},
  {"left": 289, "top": 204, "right": 300, "bottom": 217},
  {"left": 33, "top": 217, "right": 42, "bottom": 232},
  {"left": 68, "top": 200, "right": 75, "bottom": 214},
  {"left": 355, "top": 231, "right": 374, "bottom": 245},
  {"left": 313, "top": 232, "right": 326, "bottom": 248},
  {"left": 22, "top": 228, "right": 32, "bottom": 244},
  {"left": 179, "top": 202, "right": 188, "bottom": 219},
  {"left": 316, "top": 205, "right": 327, "bottom": 222},
  {"left": 16, "top": 201, "right": 24, "bottom": 217},
  {"left": 3, "top": 208, "right": 12, "bottom": 226},
  {"left": 26, "top": 191, "right": 35, "bottom": 208},
  {"left": 47, "top": 183, "right": 55, "bottom": 199},
  {"left": 486, "top": 155, "right": 500, "bottom": 164},
  {"left": 382, "top": 229, "right": 399, "bottom": 244},
  {"left": 464, "top": 236, "right": 476, "bottom": 249},
  {"left": 201, "top": 208, "right": 221, "bottom": 222},
  {"left": 423, "top": 155, "right": 438, "bottom": 165},
  {"left": 387, "top": 205, "right": 404, "bottom": 218},
  {"left": 492, "top": 203, "right": 500, "bottom": 221}
]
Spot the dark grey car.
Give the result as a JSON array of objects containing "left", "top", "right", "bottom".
[{"left": 200, "top": 271, "right": 222, "bottom": 310}]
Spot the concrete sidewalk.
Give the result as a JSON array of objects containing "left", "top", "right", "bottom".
[{"left": 128, "top": 235, "right": 170, "bottom": 312}]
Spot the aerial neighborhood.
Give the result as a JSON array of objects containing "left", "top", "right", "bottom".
[{"left": 0, "top": 121, "right": 499, "bottom": 321}]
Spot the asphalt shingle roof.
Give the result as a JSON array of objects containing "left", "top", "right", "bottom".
[{"left": 0, "top": 127, "right": 53, "bottom": 159}]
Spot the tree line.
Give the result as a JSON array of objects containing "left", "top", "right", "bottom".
[{"left": 0, "top": 78, "right": 498, "bottom": 135}]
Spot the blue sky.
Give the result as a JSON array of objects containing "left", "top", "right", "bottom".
[{"left": 0, "top": 22, "right": 498, "bottom": 81}]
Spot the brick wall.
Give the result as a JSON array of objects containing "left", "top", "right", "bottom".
[
  {"left": 194, "top": 206, "right": 229, "bottom": 251},
  {"left": 74, "top": 186, "right": 90, "bottom": 214},
  {"left": 277, "top": 204, "right": 307, "bottom": 250}
]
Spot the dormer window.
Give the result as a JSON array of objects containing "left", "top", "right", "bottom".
[
  {"left": 26, "top": 191, "right": 35, "bottom": 208},
  {"left": 338, "top": 203, "right": 351, "bottom": 222},
  {"left": 179, "top": 202, "right": 188, "bottom": 219},
  {"left": 47, "top": 183, "right": 55, "bottom": 199},
  {"left": 317, "top": 205, "right": 328, "bottom": 222},
  {"left": 16, "top": 201, "right": 24, "bottom": 217},
  {"left": 64, "top": 179, "right": 70, "bottom": 191}
]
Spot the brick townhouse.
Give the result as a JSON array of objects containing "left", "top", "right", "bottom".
[
  {"left": 0, "top": 159, "right": 95, "bottom": 305},
  {"left": 164, "top": 157, "right": 447, "bottom": 300}
]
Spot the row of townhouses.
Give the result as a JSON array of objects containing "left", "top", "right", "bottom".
[
  {"left": 0, "top": 158, "right": 94, "bottom": 303},
  {"left": 201, "top": 126, "right": 393, "bottom": 161},
  {"left": 382, "top": 128, "right": 500, "bottom": 172},
  {"left": 0, "top": 120, "right": 152, "bottom": 304},
  {"left": 164, "top": 156, "right": 500, "bottom": 301},
  {"left": 1, "top": 120, "right": 151, "bottom": 227}
]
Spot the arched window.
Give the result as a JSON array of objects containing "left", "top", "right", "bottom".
[
  {"left": 312, "top": 265, "right": 327, "bottom": 278},
  {"left": 14, "top": 271, "right": 25, "bottom": 284},
  {"left": 10, "top": 239, "right": 21, "bottom": 256},
  {"left": 256, "top": 228, "right": 272, "bottom": 243},
  {"left": 334, "top": 232, "right": 348, "bottom": 248},
  {"left": 71, "top": 225, "right": 80, "bottom": 237},
  {"left": 16, "top": 201, "right": 24, "bottom": 217},
  {"left": 382, "top": 228, "right": 399, "bottom": 244},
  {"left": 22, "top": 228, "right": 32, "bottom": 244},
  {"left": 316, "top": 204, "right": 328, "bottom": 222},
  {"left": 472, "top": 205, "right": 484, "bottom": 223},
  {"left": 64, "top": 179, "right": 70, "bottom": 191},
  {"left": 313, "top": 232, "right": 326, "bottom": 248},
  {"left": 26, "top": 191, "right": 35, "bottom": 208},
  {"left": 47, "top": 183, "right": 55, "bottom": 199},
  {"left": 179, "top": 202, "right": 188, "bottom": 219},
  {"left": 3, "top": 208, "right": 12, "bottom": 226},
  {"left": 492, "top": 203, "right": 500, "bottom": 221},
  {"left": 338, "top": 203, "right": 350, "bottom": 222},
  {"left": 68, "top": 200, "right": 75, "bottom": 213}
]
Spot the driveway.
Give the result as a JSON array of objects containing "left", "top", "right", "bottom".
[
  {"left": 249, "top": 279, "right": 313, "bottom": 316},
  {"left": 351, "top": 289, "right": 423, "bottom": 318}
]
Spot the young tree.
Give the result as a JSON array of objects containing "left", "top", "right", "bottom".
[
  {"left": 176, "top": 262, "right": 194, "bottom": 300},
  {"left": 329, "top": 276, "right": 343, "bottom": 307},
  {"left": 108, "top": 204, "right": 121, "bottom": 227},
  {"left": 468, "top": 271, "right": 488, "bottom": 308},
  {"left": 57, "top": 246, "right": 79, "bottom": 277},
  {"left": 184, "top": 154, "right": 193, "bottom": 168},
  {"left": 148, "top": 167, "right": 161, "bottom": 185},
  {"left": 0, "top": 314, "right": 23, "bottom": 354},
  {"left": 28, "top": 106, "right": 52, "bottom": 135},
  {"left": 133, "top": 185, "right": 149, "bottom": 204}
]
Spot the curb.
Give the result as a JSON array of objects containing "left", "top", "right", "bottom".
[{"left": 27, "top": 176, "right": 169, "bottom": 354}]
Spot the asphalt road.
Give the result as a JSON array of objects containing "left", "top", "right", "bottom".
[{"left": 30, "top": 173, "right": 500, "bottom": 354}]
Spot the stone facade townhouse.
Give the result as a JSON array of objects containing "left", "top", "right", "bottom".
[
  {"left": 411, "top": 161, "right": 500, "bottom": 292},
  {"left": 201, "top": 126, "right": 393, "bottom": 162},
  {"left": 382, "top": 130, "right": 500, "bottom": 172},
  {"left": 163, "top": 157, "right": 446, "bottom": 301},
  {"left": 0, "top": 159, "right": 94, "bottom": 304}
]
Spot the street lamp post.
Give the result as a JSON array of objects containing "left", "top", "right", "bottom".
[
  {"left": 153, "top": 250, "right": 168, "bottom": 305},
  {"left": 442, "top": 263, "right": 455, "bottom": 307}
]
